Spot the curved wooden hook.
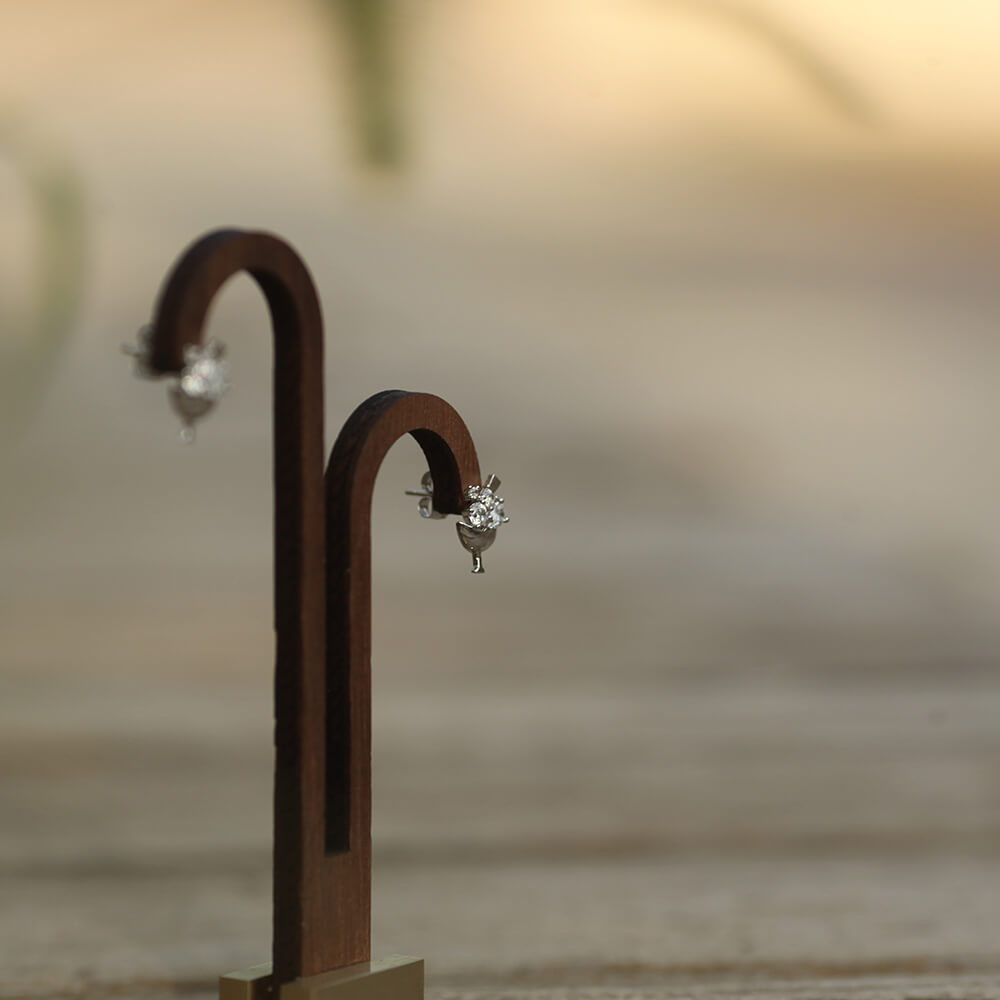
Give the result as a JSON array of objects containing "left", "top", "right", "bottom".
[
  {"left": 283, "top": 391, "right": 480, "bottom": 982},
  {"left": 148, "top": 229, "right": 327, "bottom": 988},
  {"left": 147, "top": 237, "right": 485, "bottom": 989}
]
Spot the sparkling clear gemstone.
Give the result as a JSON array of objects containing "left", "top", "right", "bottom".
[
  {"left": 487, "top": 503, "right": 504, "bottom": 529},
  {"left": 467, "top": 501, "right": 489, "bottom": 529},
  {"left": 180, "top": 356, "right": 229, "bottom": 401},
  {"left": 463, "top": 477, "right": 508, "bottom": 533}
]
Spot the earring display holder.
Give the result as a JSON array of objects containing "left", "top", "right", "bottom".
[{"left": 136, "top": 230, "right": 491, "bottom": 1000}]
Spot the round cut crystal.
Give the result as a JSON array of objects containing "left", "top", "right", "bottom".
[
  {"left": 463, "top": 482, "right": 506, "bottom": 531},
  {"left": 180, "top": 356, "right": 229, "bottom": 401},
  {"left": 466, "top": 501, "right": 489, "bottom": 529},
  {"left": 487, "top": 502, "right": 504, "bottom": 529}
]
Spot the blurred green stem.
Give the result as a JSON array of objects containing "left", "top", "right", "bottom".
[
  {"left": 0, "top": 115, "right": 87, "bottom": 444},
  {"left": 320, "top": 0, "right": 405, "bottom": 170},
  {"left": 318, "top": 0, "right": 876, "bottom": 178}
]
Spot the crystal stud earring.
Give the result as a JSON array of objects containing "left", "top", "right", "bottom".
[
  {"left": 169, "top": 340, "right": 230, "bottom": 442},
  {"left": 457, "top": 474, "right": 508, "bottom": 574},
  {"left": 123, "top": 326, "right": 230, "bottom": 443},
  {"left": 403, "top": 471, "right": 446, "bottom": 520},
  {"left": 406, "top": 472, "right": 509, "bottom": 573}
]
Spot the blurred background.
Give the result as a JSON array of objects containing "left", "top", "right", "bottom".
[{"left": 3, "top": 1, "right": 1000, "bottom": 997}]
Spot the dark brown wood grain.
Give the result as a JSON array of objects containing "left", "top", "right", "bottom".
[
  {"left": 149, "top": 229, "right": 326, "bottom": 989},
  {"left": 147, "top": 234, "right": 483, "bottom": 989},
  {"left": 318, "top": 390, "right": 481, "bottom": 976}
]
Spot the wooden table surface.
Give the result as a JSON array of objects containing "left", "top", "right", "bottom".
[{"left": 4, "top": 584, "right": 1000, "bottom": 1000}]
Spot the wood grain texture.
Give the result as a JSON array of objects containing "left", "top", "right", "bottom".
[
  {"left": 6, "top": 654, "right": 1000, "bottom": 999},
  {"left": 148, "top": 242, "right": 483, "bottom": 988},
  {"left": 318, "top": 390, "right": 481, "bottom": 976},
  {"left": 149, "top": 229, "right": 327, "bottom": 988}
]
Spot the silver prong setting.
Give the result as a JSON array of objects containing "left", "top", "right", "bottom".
[
  {"left": 168, "top": 339, "right": 230, "bottom": 442},
  {"left": 408, "top": 471, "right": 509, "bottom": 573},
  {"left": 125, "top": 327, "right": 230, "bottom": 443},
  {"left": 456, "top": 473, "right": 507, "bottom": 573}
]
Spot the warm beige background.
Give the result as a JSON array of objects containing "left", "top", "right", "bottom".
[{"left": 2, "top": 3, "right": 1000, "bottom": 998}]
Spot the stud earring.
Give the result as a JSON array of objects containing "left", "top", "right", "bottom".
[
  {"left": 406, "top": 471, "right": 509, "bottom": 573},
  {"left": 457, "top": 474, "right": 508, "bottom": 574},
  {"left": 403, "top": 470, "right": 446, "bottom": 519},
  {"left": 123, "top": 326, "right": 230, "bottom": 443},
  {"left": 122, "top": 323, "right": 156, "bottom": 378},
  {"left": 169, "top": 340, "right": 230, "bottom": 443}
]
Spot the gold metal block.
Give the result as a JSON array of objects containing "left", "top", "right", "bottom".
[
  {"left": 220, "top": 956, "right": 423, "bottom": 1000},
  {"left": 219, "top": 963, "right": 273, "bottom": 1000}
]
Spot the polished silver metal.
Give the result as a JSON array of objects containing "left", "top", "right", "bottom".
[
  {"left": 408, "top": 470, "right": 509, "bottom": 573},
  {"left": 169, "top": 339, "right": 230, "bottom": 443},
  {"left": 122, "top": 324, "right": 155, "bottom": 378},
  {"left": 456, "top": 473, "right": 509, "bottom": 574},
  {"left": 124, "top": 328, "right": 229, "bottom": 444},
  {"left": 456, "top": 521, "right": 494, "bottom": 574},
  {"left": 404, "top": 471, "right": 446, "bottom": 519}
]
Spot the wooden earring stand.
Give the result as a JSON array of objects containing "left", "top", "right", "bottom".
[{"left": 140, "top": 230, "right": 484, "bottom": 1000}]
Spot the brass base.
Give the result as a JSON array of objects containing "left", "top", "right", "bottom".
[{"left": 220, "top": 956, "right": 423, "bottom": 1000}]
